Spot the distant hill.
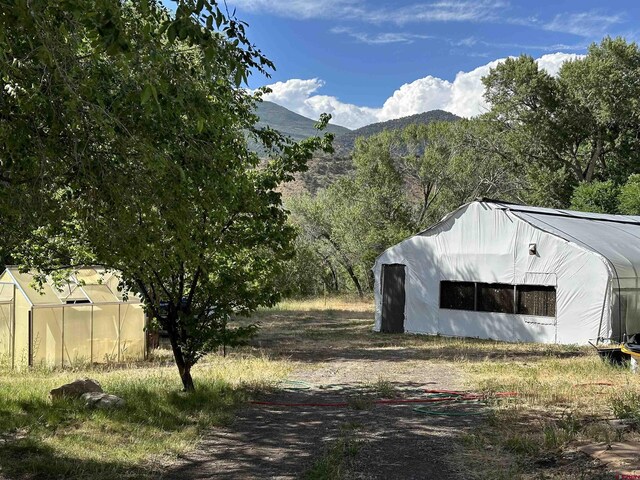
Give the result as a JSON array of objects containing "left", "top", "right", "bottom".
[
  {"left": 332, "top": 110, "right": 460, "bottom": 153},
  {"left": 249, "top": 102, "right": 461, "bottom": 196},
  {"left": 255, "top": 101, "right": 351, "bottom": 141}
]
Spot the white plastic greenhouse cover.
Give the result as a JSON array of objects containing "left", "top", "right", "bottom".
[{"left": 373, "top": 201, "right": 640, "bottom": 345}]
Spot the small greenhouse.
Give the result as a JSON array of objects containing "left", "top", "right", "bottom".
[{"left": 0, "top": 267, "right": 146, "bottom": 368}]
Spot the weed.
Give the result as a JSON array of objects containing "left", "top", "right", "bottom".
[
  {"left": 347, "top": 395, "right": 374, "bottom": 410},
  {"left": 610, "top": 391, "right": 640, "bottom": 421},
  {"left": 304, "top": 423, "right": 362, "bottom": 480},
  {"left": 369, "top": 378, "right": 398, "bottom": 398}
]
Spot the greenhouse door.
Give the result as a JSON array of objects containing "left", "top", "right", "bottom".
[{"left": 381, "top": 264, "right": 405, "bottom": 333}]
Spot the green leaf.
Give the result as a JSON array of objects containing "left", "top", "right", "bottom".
[
  {"left": 233, "top": 68, "right": 243, "bottom": 87},
  {"left": 141, "top": 83, "right": 152, "bottom": 104}
]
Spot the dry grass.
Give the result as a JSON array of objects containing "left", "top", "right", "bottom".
[
  {"left": 0, "top": 353, "right": 292, "bottom": 479},
  {"left": 270, "top": 295, "right": 375, "bottom": 312},
  {"left": 255, "top": 297, "right": 639, "bottom": 479},
  {"left": 251, "top": 299, "right": 590, "bottom": 364},
  {"left": 4, "top": 295, "right": 638, "bottom": 479}
]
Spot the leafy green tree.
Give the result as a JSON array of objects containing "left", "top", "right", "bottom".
[
  {"left": 275, "top": 233, "right": 334, "bottom": 297},
  {"left": 289, "top": 186, "right": 371, "bottom": 297},
  {"left": 618, "top": 175, "right": 640, "bottom": 215},
  {"left": 570, "top": 180, "right": 620, "bottom": 213},
  {"left": 401, "top": 119, "right": 524, "bottom": 227},
  {"left": 2, "top": 1, "right": 331, "bottom": 390},
  {"left": 288, "top": 119, "right": 522, "bottom": 296},
  {"left": 483, "top": 37, "right": 640, "bottom": 206}
]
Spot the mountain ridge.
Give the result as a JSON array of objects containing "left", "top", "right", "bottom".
[
  {"left": 254, "top": 101, "right": 351, "bottom": 141},
  {"left": 253, "top": 102, "right": 461, "bottom": 195}
]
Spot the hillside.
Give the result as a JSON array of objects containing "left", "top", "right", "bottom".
[
  {"left": 293, "top": 110, "right": 461, "bottom": 195},
  {"left": 255, "top": 101, "right": 351, "bottom": 141},
  {"left": 249, "top": 103, "right": 461, "bottom": 196},
  {"left": 332, "top": 109, "right": 460, "bottom": 153}
]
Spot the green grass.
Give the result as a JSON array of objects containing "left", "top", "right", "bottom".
[
  {"left": 456, "top": 353, "right": 640, "bottom": 478},
  {"left": 0, "top": 354, "right": 292, "bottom": 479},
  {"left": 304, "top": 422, "right": 362, "bottom": 480}
]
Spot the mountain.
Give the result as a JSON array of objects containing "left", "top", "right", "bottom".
[
  {"left": 249, "top": 102, "right": 461, "bottom": 196},
  {"left": 255, "top": 101, "right": 351, "bottom": 141},
  {"left": 332, "top": 110, "right": 460, "bottom": 153},
  {"left": 293, "top": 109, "right": 462, "bottom": 195}
]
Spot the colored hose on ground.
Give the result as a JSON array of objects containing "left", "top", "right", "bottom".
[
  {"left": 279, "top": 380, "right": 312, "bottom": 390},
  {"left": 251, "top": 397, "right": 465, "bottom": 407},
  {"left": 573, "top": 382, "right": 614, "bottom": 387}
]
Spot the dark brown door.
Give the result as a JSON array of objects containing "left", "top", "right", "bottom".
[{"left": 381, "top": 264, "right": 405, "bottom": 333}]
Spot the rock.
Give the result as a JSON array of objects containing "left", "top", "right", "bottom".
[
  {"left": 50, "top": 378, "right": 103, "bottom": 400},
  {"left": 81, "top": 392, "right": 126, "bottom": 409}
]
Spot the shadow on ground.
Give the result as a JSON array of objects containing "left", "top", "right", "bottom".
[
  {"left": 0, "top": 440, "right": 151, "bottom": 480},
  {"left": 165, "top": 385, "right": 483, "bottom": 480}
]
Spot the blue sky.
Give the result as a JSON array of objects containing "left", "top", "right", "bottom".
[{"left": 175, "top": 1, "right": 639, "bottom": 128}]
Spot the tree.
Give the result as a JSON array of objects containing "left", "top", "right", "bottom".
[
  {"left": 289, "top": 131, "right": 415, "bottom": 297},
  {"left": 400, "top": 119, "right": 524, "bottom": 227},
  {"left": 570, "top": 180, "right": 620, "bottom": 214},
  {"left": 482, "top": 37, "right": 640, "bottom": 207},
  {"left": 2, "top": 1, "right": 332, "bottom": 390},
  {"left": 618, "top": 175, "right": 640, "bottom": 215},
  {"left": 0, "top": 0, "right": 274, "bottom": 259},
  {"left": 288, "top": 119, "right": 522, "bottom": 296}
]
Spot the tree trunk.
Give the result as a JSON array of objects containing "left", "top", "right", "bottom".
[
  {"left": 167, "top": 322, "right": 195, "bottom": 392},
  {"left": 325, "top": 260, "right": 339, "bottom": 291},
  {"left": 345, "top": 264, "right": 364, "bottom": 298},
  {"left": 320, "top": 233, "right": 364, "bottom": 297},
  {"left": 584, "top": 132, "right": 603, "bottom": 183}
]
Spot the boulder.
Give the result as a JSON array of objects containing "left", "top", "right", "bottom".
[
  {"left": 81, "top": 392, "right": 126, "bottom": 409},
  {"left": 50, "top": 378, "right": 103, "bottom": 400}
]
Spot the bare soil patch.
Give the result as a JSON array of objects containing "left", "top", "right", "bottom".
[{"left": 167, "top": 362, "right": 477, "bottom": 480}]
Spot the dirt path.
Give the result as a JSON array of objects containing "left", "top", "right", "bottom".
[
  {"left": 167, "top": 358, "right": 483, "bottom": 479},
  {"left": 163, "top": 303, "right": 619, "bottom": 479}
]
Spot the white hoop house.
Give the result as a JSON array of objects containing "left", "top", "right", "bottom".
[{"left": 374, "top": 200, "right": 640, "bottom": 345}]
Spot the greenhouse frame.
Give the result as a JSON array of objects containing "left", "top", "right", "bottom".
[{"left": 0, "top": 267, "right": 147, "bottom": 368}]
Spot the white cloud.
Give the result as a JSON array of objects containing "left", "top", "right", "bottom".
[
  {"left": 369, "top": 1, "right": 508, "bottom": 26},
  {"left": 544, "top": 11, "right": 624, "bottom": 37},
  {"left": 331, "top": 27, "right": 432, "bottom": 45},
  {"left": 535, "top": 52, "right": 580, "bottom": 76},
  {"left": 378, "top": 76, "right": 452, "bottom": 120},
  {"left": 446, "top": 58, "right": 503, "bottom": 117},
  {"left": 231, "top": 0, "right": 508, "bottom": 25},
  {"left": 304, "top": 96, "right": 380, "bottom": 128},
  {"left": 259, "top": 52, "right": 582, "bottom": 129},
  {"left": 258, "top": 78, "right": 325, "bottom": 112},
  {"left": 229, "top": 0, "right": 365, "bottom": 20}
]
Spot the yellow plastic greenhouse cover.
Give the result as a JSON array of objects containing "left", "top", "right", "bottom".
[{"left": 0, "top": 267, "right": 146, "bottom": 368}]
